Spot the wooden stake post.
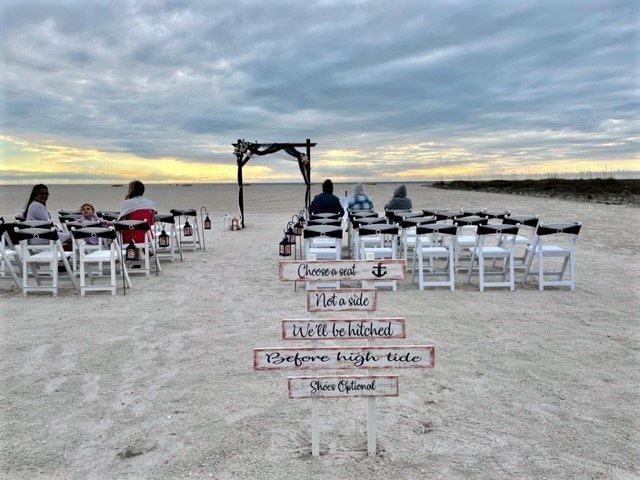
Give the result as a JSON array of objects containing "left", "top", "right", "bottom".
[{"left": 254, "top": 258, "right": 435, "bottom": 457}]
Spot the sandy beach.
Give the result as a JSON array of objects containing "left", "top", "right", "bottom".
[{"left": 1, "top": 185, "right": 638, "bottom": 479}]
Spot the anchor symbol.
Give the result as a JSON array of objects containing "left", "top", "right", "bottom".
[{"left": 372, "top": 262, "right": 387, "bottom": 278}]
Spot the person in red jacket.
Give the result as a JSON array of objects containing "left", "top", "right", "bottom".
[{"left": 117, "top": 180, "right": 155, "bottom": 243}]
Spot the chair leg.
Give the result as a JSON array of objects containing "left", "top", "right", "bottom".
[
  {"left": 559, "top": 256, "right": 569, "bottom": 281},
  {"left": 569, "top": 253, "right": 576, "bottom": 291},
  {"left": 110, "top": 256, "right": 116, "bottom": 295},
  {"left": 522, "top": 249, "right": 534, "bottom": 285},
  {"left": 80, "top": 255, "right": 86, "bottom": 296},
  {"left": 52, "top": 257, "right": 58, "bottom": 296},
  {"left": 509, "top": 251, "right": 515, "bottom": 291},
  {"left": 448, "top": 249, "right": 455, "bottom": 291},
  {"left": 538, "top": 252, "right": 544, "bottom": 291},
  {"left": 478, "top": 254, "right": 485, "bottom": 292},
  {"left": 466, "top": 251, "right": 475, "bottom": 284},
  {"left": 418, "top": 251, "right": 424, "bottom": 290}
]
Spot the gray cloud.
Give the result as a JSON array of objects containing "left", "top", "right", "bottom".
[{"left": 1, "top": 0, "right": 638, "bottom": 178}]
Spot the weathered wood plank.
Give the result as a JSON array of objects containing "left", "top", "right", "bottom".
[
  {"left": 253, "top": 345, "right": 435, "bottom": 371},
  {"left": 281, "top": 318, "right": 406, "bottom": 340},
  {"left": 278, "top": 259, "right": 407, "bottom": 282},
  {"left": 306, "top": 289, "right": 377, "bottom": 312},
  {"left": 288, "top": 375, "right": 399, "bottom": 398}
]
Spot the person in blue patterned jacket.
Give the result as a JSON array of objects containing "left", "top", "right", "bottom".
[{"left": 347, "top": 183, "right": 374, "bottom": 211}]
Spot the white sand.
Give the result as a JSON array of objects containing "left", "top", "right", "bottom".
[{"left": 1, "top": 186, "right": 638, "bottom": 479}]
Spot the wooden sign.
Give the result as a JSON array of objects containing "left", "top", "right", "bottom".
[
  {"left": 253, "top": 345, "right": 435, "bottom": 371},
  {"left": 279, "top": 259, "right": 407, "bottom": 282},
  {"left": 282, "top": 318, "right": 406, "bottom": 340},
  {"left": 288, "top": 375, "right": 399, "bottom": 398},
  {"left": 307, "top": 289, "right": 376, "bottom": 312}
]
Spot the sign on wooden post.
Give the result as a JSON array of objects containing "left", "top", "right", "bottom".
[
  {"left": 279, "top": 259, "right": 407, "bottom": 282},
  {"left": 288, "top": 375, "right": 399, "bottom": 398},
  {"left": 307, "top": 289, "right": 376, "bottom": 312},
  {"left": 282, "top": 318, "right": 406, "bottom": 340},
  {"left": 253, "top": 345, "right": 435, "bottom": 371}
]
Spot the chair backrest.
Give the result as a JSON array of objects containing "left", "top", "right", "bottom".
[
  {"left": 483, "top": 210, "right": 511, "bottom": 220},
  {"left": 309, "top": 212, "right": 340, "bottom": 221},
  {"left": 477, "top": 224, "right": 519, "bottom": 236},
  {"left": 58, "top": 209, "right": 81, "bottom": 216},
  {"left": 59, "top": 214, "right": 82, "bottom": 224},
  {"left": 422, "top": 208, "right": 451, "bottom": 216},
  {"left": 170, "top": 208, "right": 197, "bottom": 218},
  {"left": 13, "top": 227, "right": 59, "bottom": 243},
  {"left": 97, "top": 210, "right": 120, "bottom": 221},
  {"left": 308, "top": 218, "right": 341, "bottom": 227},
  {"left": 536, "top": 223, "right": 582, "bottom": 236},
  {"left": 16, "top": 220, "right": 53, "bottom": 229},
  {"left": 358, "top": 224, "right": 398, "bottom": 237},
  {"left": 458, "top": 208, "right": 486, "bottom": 217},
  {"left": 433, "top": 210, "right": 459, "bottom": 221},
  {"left": 416, "top": 224, "right": 457, "bottom": 236},
  {"left": 155, "top": 213, "right": 176, "bottom": 224},
  {"left": 503, "top": 215, "right": 539, "bottom": 227},
  {"left": 64, "top": 221, "right": 103, "bottom": 230},
  {"left": 303, "top": 225, "right": 343, "bottom": 239},
  {"left": 116, "top": 211, "right": 154, "bottom": 243},
  {"left": 454, "top": 216, "right": 489, "bottom": 227},
  {"left": 352, "top": 216, "right": 386, "bottom": 229},
  {"left": 71, "top": 226, "right": 117, "bottom": 242},
  {"left": 400, "top": 215, "right": 437, "bottom": 228}
]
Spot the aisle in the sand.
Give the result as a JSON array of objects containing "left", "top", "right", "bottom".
[{"left": 253, "top": 258, "right": 436, "bottom": 457}]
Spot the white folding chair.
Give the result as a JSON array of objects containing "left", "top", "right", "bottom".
[
  {"left": 501, "top": 215, "right": 540, "bottom": 266},
  {"left": 171, "top": 209, "right": 202, "bottom": 252},
  {"left": 522, "top": 222, "right": 582, "bottom": 290},
  {"left": 71, "top": 226, "right": 131, "bottom": 295},
  {"left": 114, "top": 219, "right": 161, "bottom": 277},
  {"left": 413, "top": 223, "right": 457, "bottom": 291},
  {"left": 358, "top": 223, "right": 399, "bottom": 290},
  {"left": 154, "top": 213, "right": 182, "bottom": 262},
  {"left": 466, "top": 224, "right": 519, "bottom": 292},
  {"left": 399, "top": 215, "right": 438, "bottom": 267},
  {"left": 303, "top": 225, "right": 343, "bottom": 290},
  {"left": 13, "top": 227, "right": 77, "bottom": 295},
  {"left": 0, "top": 220, "right": 21, "bottom": 288},
  {"left": 453, "top": 215, "right": 489, "bottom": 272}
]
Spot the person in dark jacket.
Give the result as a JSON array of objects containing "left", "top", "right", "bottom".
[
  {"left": 309, "top": 179, "right": 345, "bottom": 216},
  {"left": 385, "top": 185, "right": 412, "bottom": 211}
]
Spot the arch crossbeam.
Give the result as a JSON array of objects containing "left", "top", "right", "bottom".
[{"left": 232, "top": 139, "right": 316, "bottom": 228}]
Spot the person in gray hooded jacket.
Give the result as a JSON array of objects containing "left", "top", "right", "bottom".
[{"left": 384, "top": 185, "right": 412, "bottom": 211}]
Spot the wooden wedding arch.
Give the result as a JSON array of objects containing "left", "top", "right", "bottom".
[{"left": 232, "top": 139, "right": 315, "bottom": 228}]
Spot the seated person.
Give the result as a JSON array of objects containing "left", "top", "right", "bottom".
[
  {"left": 309, "top": 179, "right": 344, "bottom": 216},
  {"left": 117, "top": 180, "right": 155, "bottom": 244},
  {"left": 348, "top": 183, "right": 374, "bottom": 211},
  {"left": 23, "top": 184, "right": 71, "bottom": 246},
  {"left": 78, "top": 203, "right": 103, "bottom": 245},
  {"left": 385, "top": 185, "right": 412, "bottom": 211}
]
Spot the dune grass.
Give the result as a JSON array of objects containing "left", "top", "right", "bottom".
[{"left": 432, "top": 178, "right": 640, "bottom": 205}]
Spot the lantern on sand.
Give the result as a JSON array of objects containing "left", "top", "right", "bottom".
[
  {"left": 158, "top": 229, "right": 170, "bottom": 248},
  {"left": 125, "top": 240, "right": 139, "bottom": 261},
  {"left": 183, "top": 220, "right": 193, "bottom": 237},
  {"left": 279, "top": 235, "right": 292, "bottom": 256}
]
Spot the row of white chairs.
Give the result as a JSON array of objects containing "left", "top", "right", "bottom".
[
  {"left": 299, "top": 210, "right": 582, "bottom": 292},
  {"left": 1, "top": 209, "right": 208, "bottom": 296}
]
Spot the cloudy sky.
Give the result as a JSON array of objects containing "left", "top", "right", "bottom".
[{"left": 1, "top": 0, "right": 638, "bottom": 184}]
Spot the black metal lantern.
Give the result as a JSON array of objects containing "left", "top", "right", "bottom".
[
  {"left": 286, "top": 222, "right": 296, "bottom": 245},
  {"left": 158, "top": 229, "right": 170, "bottom": 248},
  {"left": 204, "top": 215, "right": 211, "bottom": 230},
  {"left": 183, "top": 220, "right": 193, "bottom": 237},
  {"left": 279, "top": 236, "right": 292, "bottom": 256},
  {"left": 125, "top": 240, "right": 139, "bottom": 261}
]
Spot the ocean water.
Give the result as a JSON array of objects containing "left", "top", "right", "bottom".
[{"left": 0, "top": 182, "right": 415, "bottom": 220}]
